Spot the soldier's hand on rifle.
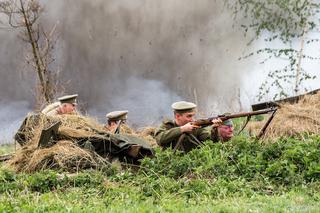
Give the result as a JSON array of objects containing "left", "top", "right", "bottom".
[
  {"left": 180, "top": 122, "right": 199, "bottom": 133},
  {"left": 211, "top": 118, "right": 223, "bottom": 128}
]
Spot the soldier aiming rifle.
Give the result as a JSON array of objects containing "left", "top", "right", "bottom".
[{"left": 155, "top": 101, "right": 277, "bottom": 153}]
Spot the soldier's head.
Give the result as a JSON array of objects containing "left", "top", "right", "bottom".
[
  {"left": 106, "top": 110, "right": 128, "bottom": 128},
  {"left": 172, "top": 101, "right": 197, "bottom": 126},
  {"left": 218, "top": 119, "right": 234, "bottom": 141},
  {"left": 57, "top": 94, "right": 78, "bottom": 114}
]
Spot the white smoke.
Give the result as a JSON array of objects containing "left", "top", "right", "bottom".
[
  {"left": 0, "top": 100, "right": 31, "bottom": 145},
  {"left": 1, "top": 0, "right": 319, "bottom": 145},
  {"left": 87, "top": 76, "right": 183, "bottom": 127}
]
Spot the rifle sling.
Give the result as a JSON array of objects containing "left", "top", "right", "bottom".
[
  {"left": 173, "top": 134, "right": 186, "bottom": 154},
  {"left": 173, "top": 133, "right": 204, "bottom": 154},
  {"left": 257, "top": 109, "right": 277, "bottom": 139},
  {"left": 114, "top": 120, "right": 122, "bottom": 134},
  {"left": 187, "top": 133, "right": 204, "bottom": 146},
  {"left": 237, "top": 115, "right": 251, "bottom": 135}
]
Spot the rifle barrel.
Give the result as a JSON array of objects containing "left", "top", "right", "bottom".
[
  {"left": 222, "top": 108, "right": 276, "bottom": 120},
  {"left": 193, "top": 107, "right": 277, "bottom": 127}
]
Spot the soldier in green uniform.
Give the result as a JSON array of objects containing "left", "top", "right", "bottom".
[
  {"left": 104, "top": 110, "right": 151, "bottom": 161},
  {"left": 155, "top": 101, "right": 231, "bottom": 152}
]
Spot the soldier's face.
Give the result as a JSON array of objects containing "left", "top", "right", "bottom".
[
  {"left": 175, "top": 111, "right": 196, "bottom": 126},
  {"left": 218, "top": 125, "right": 233, "bottom": 141},
  {"left": 108, "top": 121, "right": 118, "bottom": 131},
  {"left": 60, "top": 103, "right": 76, "bottom": 114}
]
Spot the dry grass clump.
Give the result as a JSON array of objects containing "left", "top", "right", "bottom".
[
  {"left": 15, "top": 113, "right": 49, "bottom": 147},
  {"left": 54, "top": 114, "right": 105, "bottom": 133},
  {"left": 248, "top": 92, "right": 320, "bottom": 139},
  {"left": 136, "top": 127, "right": 158, "bottom": 147},
  {"left": 7, "top": 140, "right": 108, "bottom": 173},
  {"left": 58, "top": 127, "right": 105, "bottom": 139},
  {"left": 8, "top": 113, "right": 157, "bottom": 172},
  {"left": 120, "top": 125, "right": 135, "bottom": 134},
  {"left": 7, "top": 114, "right": 110, "bottom": 173}
]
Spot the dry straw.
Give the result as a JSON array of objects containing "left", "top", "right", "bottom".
[
  {"left": 7, "top": 140, "right": 108, "bottom": 173},
  {"left": 136, "top": 127, "right": 158, "bottom": 147},
  {"left": 248, "top": 92, "right": 320, "bottom": 139},
  {"left": 7, "top": 114, "right": 111, "bottom": 173},
  {"left": 6, "top": 113, "right": 158, "bottom": 172}
]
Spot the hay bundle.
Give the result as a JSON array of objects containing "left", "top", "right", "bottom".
[
  {"left": 8, "top": 114, "right": 110, "bottom": 172},
  {"left": 249, "top": 92, "right": 320, "bottom": 139},
  {"left": 56, "top": 115, "right": 111, "bottom": 142},
  {"left": 15, "top": 113, "right": 49, "bottom": 146},
  {"left": 54, "top": 114, "right": 105, "bottom": 133},
  {"left": 58, "top": 127, "right": 103, "bottom": 139},
  {"left": 136, "top": 127, "right": 158, "bottom": 147},
  {"left": 56, "top": 115, "right": 158, "bottom": 148},
  {"left": 9, "top": 113, "right": 156, "bottom": 172},
  {"left": 120, "top": 125, "right": 135, "bottom": 134},
  {"left": 7, "top": 140, "right": 109, "bottom": 173}
]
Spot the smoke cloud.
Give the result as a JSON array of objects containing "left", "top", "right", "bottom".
[
  {"left": 50, "top": 0, "right": 251, "bottom": 113},
  {"left": 0, "top": 0, "right": 256, "bottom": 143},
  {"left": 0, "top": 100, "right": 31, "bottom": 144}
]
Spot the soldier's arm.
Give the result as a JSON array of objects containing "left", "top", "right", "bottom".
[
  {"left": 196, "top": 126, "right": 211, "bottom": 141},
  {"left": 211, "top": 127, "right": 220, "bottom": 142},
  {"left": 196, "top": 126, "right": 219, "bottom": 142},
  {"left": 155, "top": 124, "right": 182, "bottom": 146}
]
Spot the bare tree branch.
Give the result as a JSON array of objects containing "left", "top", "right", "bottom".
[{"left": 0, "top": 0, "right": 59, "bottom": 106}]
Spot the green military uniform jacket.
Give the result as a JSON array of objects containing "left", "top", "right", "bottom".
[{"left": 155, "top": 119, "right": 219, "bottom": 152}]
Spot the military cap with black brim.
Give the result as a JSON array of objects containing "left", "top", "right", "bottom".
[{"left": 58, "top": 94, "right": 78, "bottom": 105}]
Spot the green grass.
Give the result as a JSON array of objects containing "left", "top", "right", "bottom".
[
  {"left": 0, "top": 144, "right": 15, "bottom": 155},
  {"left": 0, "top": 178, "right": 319, "bottom": 212},
  {"left": 0, "top": 135, "right": 319, "bottom": 212}
]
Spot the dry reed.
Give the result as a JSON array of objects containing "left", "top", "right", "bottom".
[{"left": 248, "top": 92, "right": 320, "bottom": 139}]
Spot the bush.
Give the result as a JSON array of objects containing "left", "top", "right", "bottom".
[
  {"left": 1, "top": 135, "right": 319, "bottom": 199},
  {"left": 139, "top": 135, "right": 320, "bottom": 192}
]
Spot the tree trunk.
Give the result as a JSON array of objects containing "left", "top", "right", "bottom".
[{"left": 20, "top": 0, "right": 53, "bottom": 104}]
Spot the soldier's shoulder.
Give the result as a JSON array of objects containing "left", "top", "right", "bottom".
[
  {"left": 41, "top": 102, "right": 60, "bottom": 115},
  {"left": 157, "top": 119, "right": 176, "bottom": 130},
  {"left": 162, "top": 118, "right": 175, "bottom": 125},
  {"left": 155, "top": 119, "right": 175, "bottom": 135}
]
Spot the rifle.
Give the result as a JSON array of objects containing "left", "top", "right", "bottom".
[
  {"left": 192, "top": 107, "right": 278, "bottom": 139},
  {"left": 251, "top": 88, "right": 320, "bottom": 111},
  {"left": 114, "top": 119, "right": 125, "bottom": 134}
]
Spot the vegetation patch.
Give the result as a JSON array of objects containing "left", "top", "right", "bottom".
[{"left": 1, "top": 135, "right": 319, "bottom": 211}]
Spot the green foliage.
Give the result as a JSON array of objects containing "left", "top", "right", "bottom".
[
  {"left": 0, "top": 169, "right": 106, "bottom": 193},
  {"left": 227, "top": 0, "right": 319, "bottom": 100},
  {"left": 0, "top": 135, "right": 320, "bottom": 211},
  {"left": 229, "top": 0, "right": 319, "bottom": 43},
  {"left": 0, "top": 144, "right": 15, "bottom": 155},
  {"left": 249, "top": 48, "right": 317, "bottom": 100},
  {"left": 140, "top": 135, "right": 320, "bottom": 189}
]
